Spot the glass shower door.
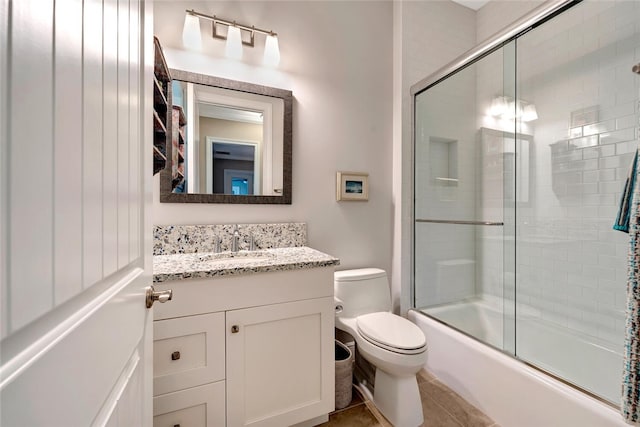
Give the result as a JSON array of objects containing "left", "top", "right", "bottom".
[
  {"left": 513, "top": 0, "right": 640, "bottom": 404},
  {"left": 413, "top": 41, "right": 516, "bottom": 353}
]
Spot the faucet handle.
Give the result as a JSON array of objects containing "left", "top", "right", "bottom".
[
  {"left": 249, "top": 234, "right": 257, "bottom": 251},
  {"left": 214, "top": 236, "right": 221, "bottom": 253},
  {"left": 232, "top": 224, "right": 240, "bottom": 234}
]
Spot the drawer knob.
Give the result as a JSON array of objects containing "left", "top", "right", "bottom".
[
  {"left": 231, "top": 325, "right": 240, "bottom": 334},
  {"left": 171, "top": 351, "right": 181, "bottom": 361}
]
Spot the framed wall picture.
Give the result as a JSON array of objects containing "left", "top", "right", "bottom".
[{"left": 336, "top": 172, "right": 369, "bottom": 201}]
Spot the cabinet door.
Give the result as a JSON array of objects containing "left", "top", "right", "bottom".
[
  {"left": 153, "top": 381, "right": 225, "bottom": 427},
  {"left": 226, "top": 297, "right": 335, "bottom": 427},
  {"left": 154, "top": 312, "right": 225, "bottom": 396}
]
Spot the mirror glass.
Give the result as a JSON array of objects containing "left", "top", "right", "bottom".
[{"left": 160, "top": 69, "right": 292, "bottom": 204}]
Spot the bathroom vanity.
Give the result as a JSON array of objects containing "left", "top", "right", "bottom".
[{"left": 152, "top": 246, "right": 339, "bottom": 427}]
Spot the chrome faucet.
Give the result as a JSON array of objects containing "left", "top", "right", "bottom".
[
  {"left": 231, "top": 225, "right": 240, "bottom": 252},
  {"left": 214, "top": 236, "right": 222, "bottom": 253}
]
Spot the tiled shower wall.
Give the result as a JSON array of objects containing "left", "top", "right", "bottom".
[{"left": 510, "top": 0, "right": 640, "bottom": 347}]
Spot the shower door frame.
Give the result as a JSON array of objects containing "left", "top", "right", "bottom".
[
  {"left": 410, "top": 0, "right": 579, "bottom": 312},
  {"left": 408, "top": 0, "right": 629, "bottom": 408}
]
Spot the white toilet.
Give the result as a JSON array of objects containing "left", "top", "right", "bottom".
[{"left": 334, "top": 268, "right": 427, "bottom": 427}]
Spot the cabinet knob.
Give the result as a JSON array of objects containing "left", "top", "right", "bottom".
[
  {"left": 231, "top": 325, "right": 240, "bottom": 334},
  {"left": 171, "top": 351, "right": 181, "bottom": 361}
]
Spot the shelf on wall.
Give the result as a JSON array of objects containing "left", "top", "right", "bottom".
[
  {"left": 153, "top": 145, "right": 167, "bottom": 161},
  {"left": 152, "top": 36, "right": 171, "bottom": 176},
  {"left": 173, "top": 105, "right": 187, "bottom": 127},
  {"left": 153, "top": 77, "right": 168, "bottom": 113},
  {"left": 153, "top": 37, "right": 171, "bottom": 82},
  {"left": 153, "top": 110, "right": 167, "bottom": 134}
]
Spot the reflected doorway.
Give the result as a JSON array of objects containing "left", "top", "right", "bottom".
[{"left": 206, "top": 139, "right": 260, "bottom": 195}]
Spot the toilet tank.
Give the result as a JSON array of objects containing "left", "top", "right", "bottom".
[{"left": 334, "top": 268, "right": 391, "bottom": 318}]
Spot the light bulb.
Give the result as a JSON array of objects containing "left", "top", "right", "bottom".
[
  {"left": 502, "top": 101, "right": 525, "bottom": 120},
  {"left": 263, "top": 34, "right": 280, "bottom": 67},
  {"left": 225, "top": 26, "right": 243, "bottom": 60},
  {"left": 522, "top": 104, "right": 538, "bottom": 122},
  {"left": 515, "top": 101, "right": 524, "bottom": 118},
  {"left": 488, "top": 96, "right": 507, "bottom": 117},
  {"left": 182, "top": 13, "right": 202, "bottom": 50},
  {"left": 502, "top": 101, "right": 517, "bottom": 120}
]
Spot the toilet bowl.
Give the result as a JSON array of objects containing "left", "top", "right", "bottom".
[{"left": 334, "top": 268, "right": 427, "bottom": 427}]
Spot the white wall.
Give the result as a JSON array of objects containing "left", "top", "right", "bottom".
[
  {"left": 476, "top": 0, "right": 543, "bottom": 42},
  {"left": 153, "top": 2, "right": 393, "bottom": 273}
]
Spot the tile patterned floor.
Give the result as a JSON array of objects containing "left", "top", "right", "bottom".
[{"left": 320, "top": 370, "right": 499, "bottom": 427}]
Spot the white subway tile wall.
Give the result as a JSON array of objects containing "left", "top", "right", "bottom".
[{"left": 515, "top": 0, "right": 639, "bottom": 349}]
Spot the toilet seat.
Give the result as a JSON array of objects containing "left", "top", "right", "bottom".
[{"left": 356, "top": 312, "right": 427, "bottom": 355}]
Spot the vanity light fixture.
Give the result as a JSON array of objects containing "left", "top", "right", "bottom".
[
  {"left": 487, "top": 95, "right": 538, "bottom": 122},
  {"left": 183, "top": 9, "right": 280, "bottom": 66}
]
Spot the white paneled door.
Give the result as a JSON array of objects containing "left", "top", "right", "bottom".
[{"left": 0, "top": 0, "right": 155, "bottom": 425}]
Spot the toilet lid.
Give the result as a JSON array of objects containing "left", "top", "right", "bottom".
[{"left": 356, "top": 312, "right": 426, "bottom": 352}]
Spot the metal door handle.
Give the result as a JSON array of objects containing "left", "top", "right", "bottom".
[{"left": 145, "top": 286, "right": 173, "bottom": 308}]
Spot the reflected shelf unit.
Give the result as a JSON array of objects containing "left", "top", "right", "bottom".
[
  {"left": 153, "top": 37, "right": 171, "bottom": 175},
  {"left": 171, "top": 105, "right": 187, "bottom": 189}
]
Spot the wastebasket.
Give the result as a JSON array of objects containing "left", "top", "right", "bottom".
[{"left": 335, "top": 340, "right": 353, "bottom": 410}]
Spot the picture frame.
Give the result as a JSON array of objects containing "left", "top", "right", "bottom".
[{"left": 336, "top": 172, "right": 369, "bottom": 201}]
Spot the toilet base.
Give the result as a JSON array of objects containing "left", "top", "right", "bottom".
[{"left": 373, "top": 369, "right": 424, "bottom": 427}]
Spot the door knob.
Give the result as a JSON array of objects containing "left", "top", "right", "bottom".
[{"left": 145, "top": 286, "right": 173, "bottom": 309}]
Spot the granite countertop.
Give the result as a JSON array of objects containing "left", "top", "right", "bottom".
[{"left": 153, "top": 246, "right": 340, "bottom": 283}]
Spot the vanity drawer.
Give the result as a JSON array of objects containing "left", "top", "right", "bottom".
[
  {"left": 153, "top": 381, "right": 225, "bottom": 427},
  {"left": 153, "top": 312, "right": 225, "bottom": 396}
]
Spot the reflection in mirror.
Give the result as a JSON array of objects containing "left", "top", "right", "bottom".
[{"left": 160, "top": 69, "right": 292, "bottom": 204}]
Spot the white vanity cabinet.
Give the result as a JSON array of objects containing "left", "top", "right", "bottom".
[{"left": 152, "top": 266, "right": 335, "bottom": 427}]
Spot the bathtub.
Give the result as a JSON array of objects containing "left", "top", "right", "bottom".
[{"left": 409, "top": 300, "right": 626, "bottom": 427}]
